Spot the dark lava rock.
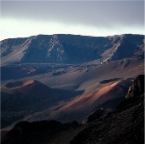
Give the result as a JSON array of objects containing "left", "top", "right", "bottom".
[
  {"left": 83, "top": 108, "right": 115, "bottom": 124},
  {"left": 1, "top": 120, "right": 81, "bottom": 144},
  {"left": 125, "top": 75, "right": 144, "bottom": 99}
]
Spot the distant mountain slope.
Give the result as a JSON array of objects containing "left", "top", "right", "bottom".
[{"left": 1, "top": 34, "right": 144, "bottom": 65}]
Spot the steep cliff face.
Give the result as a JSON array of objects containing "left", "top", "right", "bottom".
[
  {"left": 1, "top": 34, "right": 144, "bottom": 65},
  {"left": 125, "top": 75, "right": 144, "bottom": 98}
]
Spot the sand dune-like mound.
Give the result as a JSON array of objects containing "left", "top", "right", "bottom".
[
  {"left": 58, "top": 81, "right": 122, "bottom": 111},
  {"left": 5, "top": 80, "right": 35, "bottom": 89},
  {"left": 22, "top": 80, "right": 35, "bottom": 86},
  {"left": 25, "top": 79, "right": 130, "bottom": 123},
  {"left": 50, "top": 80, "right": 129, "bottom": 122}
]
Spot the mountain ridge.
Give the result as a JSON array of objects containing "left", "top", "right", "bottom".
[{"left": 1, "top": 34, "right": 144, "bottom": 65}]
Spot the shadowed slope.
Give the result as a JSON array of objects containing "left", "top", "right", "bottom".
[{"left": 1, "top": 80, "right": 83, "bottom": 128}]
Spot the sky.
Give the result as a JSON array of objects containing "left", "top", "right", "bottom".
[{"left": 0, "top": 0, "right": 144, "bottom": 40}]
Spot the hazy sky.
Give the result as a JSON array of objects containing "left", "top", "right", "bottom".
[{"left": 0, "top": 0, "right": 144, "bottom": 40}]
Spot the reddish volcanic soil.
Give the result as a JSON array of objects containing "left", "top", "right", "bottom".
[
  {"left": 24, "top": 79, "right": 130, "bottom": 123},
  {"left": 49, "top": 80, "right": 128, "bottom": 122},
  {"left": 5, "top": 80, "right": 35, "bottom": 89},
  {"left": 61, "top": 81, "right": 120, "bottom": 110},
  {"left": 22, "top": 80, "right": 35, "bottom": 87}
]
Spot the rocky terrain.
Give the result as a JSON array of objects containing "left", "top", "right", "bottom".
[
  {"left": 1, "top": 75, "right": 144, "bottom": 144},
  {"left": 70, "top": 75, "right": 144, "bottom": 144},
  {"left": 0, "top": 34, "right": 144, "bottom": 143}
]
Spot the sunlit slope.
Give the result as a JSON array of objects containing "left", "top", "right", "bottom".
[{"left": 24, "top": 78, "right": 131, "bottom": 123}]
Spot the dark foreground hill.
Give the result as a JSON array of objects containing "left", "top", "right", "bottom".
[
  {"left": 1, "top": 75, "right": 144, "bottom": 144},
  {"left": 1, "top": 34, "right": 144, "bottom": 65}
]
